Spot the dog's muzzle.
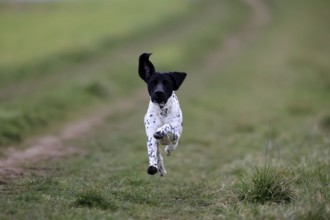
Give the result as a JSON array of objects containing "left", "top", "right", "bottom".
[{"left": 151, "top": 91, "right": 166, "bottom": 104}]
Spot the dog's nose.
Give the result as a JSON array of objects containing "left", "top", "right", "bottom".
[
  {"left": 152, "top": 90, "right": 166, "bottom": 104},
  {"left": 155, "top": 91, "right": 165, "bottom": 98}
]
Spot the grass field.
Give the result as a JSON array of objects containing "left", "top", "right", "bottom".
[{"left": 0, "top": 0, "right": 329, "bottom": 219}]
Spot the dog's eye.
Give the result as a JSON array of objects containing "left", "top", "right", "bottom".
[
  {"left": 163, "top": 80, "right": 168, "bottom": 85},
  {"left": 152, "top": 80, "right": 158, "bottom": 86}
]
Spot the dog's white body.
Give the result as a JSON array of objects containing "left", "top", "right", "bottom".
[
  {"left": 144, "top": 93, "right": 183, "bottom": 176},
  {"left": 138, "top": 52, "right": 186, "bottom": 176}
]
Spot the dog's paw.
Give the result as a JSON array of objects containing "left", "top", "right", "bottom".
[
  {"left": 165, "top": 146, "right": 172, "bottom": 156},
  {"left": 158, "top": 167, "right": 167, "bottom": 177},
  {"left": 147, "top": 166, "right": 158, "bottom": 175},
  {"left": 159, "top": 168, "right": 167, "bottom": 177},
  {"left": 153, "top": 131, "right": 165, "bottom": 140}
]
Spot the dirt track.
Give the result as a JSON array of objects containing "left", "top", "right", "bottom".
[
  {"left": 0, "top": 0, "right": 271, "bottom": 180},
  {"left": 0, "top": 89, "right": 147, "bottom": 179}
]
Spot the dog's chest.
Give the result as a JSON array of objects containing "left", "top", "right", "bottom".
[
  {"left": 159, "top": 106, "right": 170, "bottom": 118},
  {"left": 147, "top": 100, "right": 176, "bottom": 122},
  {"left": 144, "top": 94, "right": 181, "bottom": 128}
]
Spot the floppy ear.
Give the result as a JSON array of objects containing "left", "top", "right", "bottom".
[
  {"left": 168, "top": 72, "right": 187, "bottom": 90},
  {"left": 138, "top": 53, "right": 155, "bottom": 82}
]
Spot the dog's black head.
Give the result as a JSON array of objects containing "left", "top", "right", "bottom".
[{"left": 138, "top": 53, "right": 187, "bottom": 105}]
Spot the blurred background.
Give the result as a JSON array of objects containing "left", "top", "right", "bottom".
[
  {"left": 0, "top": 0, "right": 329, "bottom": 147},
  {"left": 0, "top": 0, "right": 329, "bottom": 218}
]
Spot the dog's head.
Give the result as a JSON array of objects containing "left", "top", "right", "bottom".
[{"left": 138, "top": 53, "right": 187, "bottom": 105}]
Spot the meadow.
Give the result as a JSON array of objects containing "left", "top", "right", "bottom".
[{"left": 0, "top": 0, "right": 329, "bottom": 219}]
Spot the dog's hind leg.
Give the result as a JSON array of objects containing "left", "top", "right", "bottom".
[{"left": 156, "top": 141, "right": 167, "bottom": 176}]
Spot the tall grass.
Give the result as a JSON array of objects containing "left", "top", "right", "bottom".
[{"left": 233, "top": 165, "right": 297, "bottom": 204}]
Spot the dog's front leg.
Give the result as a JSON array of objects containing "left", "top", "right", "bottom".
[
  {"left": 146, "top": 137, "right": 158, "bottom": 175},
  {"left": 146, "top": 137, "right": 167, "bottom": 176}
]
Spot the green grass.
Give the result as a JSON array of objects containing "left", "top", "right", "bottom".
[
  {"left": 73, "top": 187, "right": 117, "bottom": 210},
  {"left": 233, "top": 165, "right": 297, "bottom": 204},
  {"left": 0, "top": 83, "right": 108, "bottom": 145},
  {"left": 0, "top": 1, "right": 189, "bottom": 70},
  {"left": 1, "top": 0, "right": 330, "bottom": 219}
]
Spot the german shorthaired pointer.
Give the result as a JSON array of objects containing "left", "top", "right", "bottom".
[{"left": 138, "top": 53, "right": 187, "bottom": 176}]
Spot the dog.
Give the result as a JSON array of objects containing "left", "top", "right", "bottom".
[{"left": 138, "top": 53, "right": 187, "bottom": 176}]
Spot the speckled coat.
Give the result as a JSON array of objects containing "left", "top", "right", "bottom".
[{"left": 144, "top": 93, "right": 183, "bottom": 176}]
